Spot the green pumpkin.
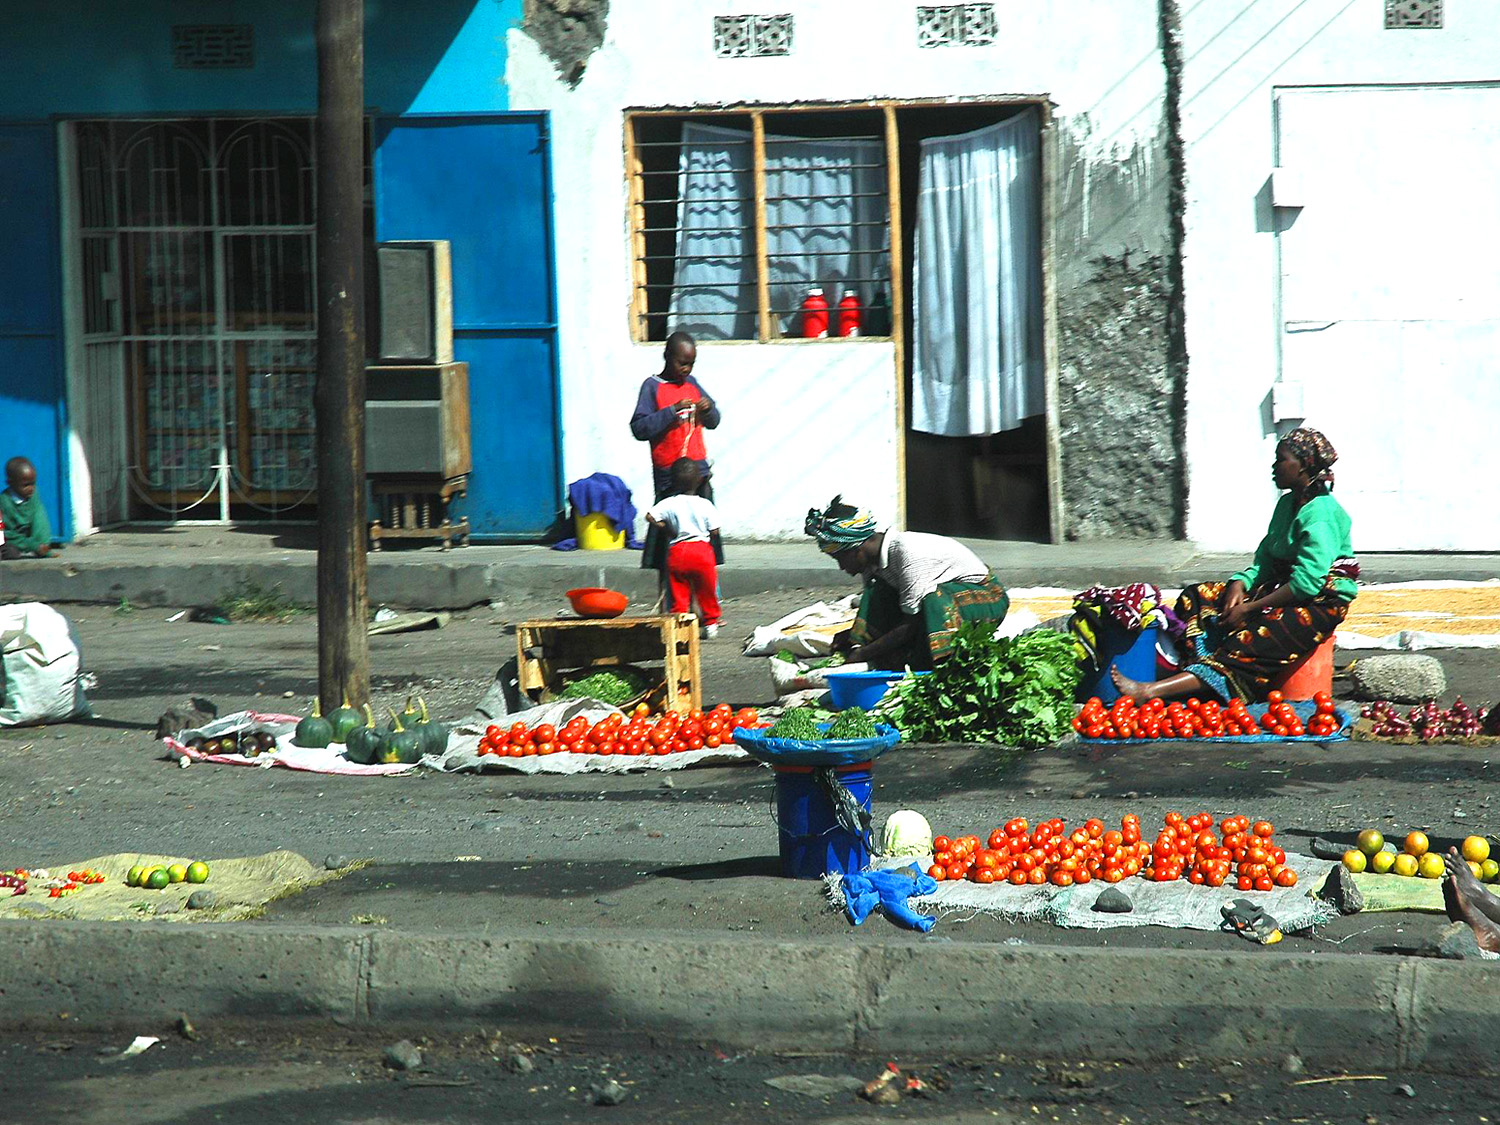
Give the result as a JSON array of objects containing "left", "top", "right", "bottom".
[
  {"left": 329, "top": 695, "right": 365, "bottom": 744},
  {"left": 414, "top": 697, "right": 448, "bottom": 756},
  {"left": 343, "top": 704, "right": 380, "bottom": 764},
  {"left": 387, "top": 696, "right": 422, "bottom": 733},
  {"left": 382, "top": 711, "right": 423, "bottom": 765},
  {"left": 294, "top": 701, "right": 333, "bottom": 749}
]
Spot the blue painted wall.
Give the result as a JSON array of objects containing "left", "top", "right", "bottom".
[{"left": 0, "top": 0, "right": 520, "bottom": 119}]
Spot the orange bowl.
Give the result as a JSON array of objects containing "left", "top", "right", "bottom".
[{"left": 566, "top": 587, "right": 628, "bottom": 618}]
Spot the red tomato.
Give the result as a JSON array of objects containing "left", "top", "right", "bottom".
[
  {"left": 1237, "top": 875, "right": 1254, "bottom": 891},
  {"left": 1252, "top": 820, "right": 1275, "bottom": 838},
  {"left": 988, "top": 830, "right": 1007, "bottom": 850},
  {"left": 1267, "top": 690, "right": 1284, "bottom": 704},
  {"left": 975, "top": 868, "right": 996, "bottom": 884},
  {"left": 1274, "top": 868, "right": 1298, "bottom": 887},
  {"left": 1006, "top": 818, "right": 1028, "bottom": 837},
  {"left": 927, "top": 865, "right": 945, "bottom": 881},
  {"left": 1254, "top": 875, "right": 1274, "bottom": 892},
  {"left": 1008, "top": 869, "right": 1028, "bottom": 886},
  {"left": 1028, "top": 868, "right": 1048, "bottom": 885},
  {"left": 946, "top": 864, "right": 966, "bottom": 882},
  {"left": 933, "top": 836, "right": 952, "bottom": 853}
]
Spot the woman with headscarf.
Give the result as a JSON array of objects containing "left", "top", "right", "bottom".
[
  {"left": 1111, "top": 427, "right": 1358, "bottom": 704},
  {"left": 805, "top": 496, "right": 1010, "bottom": 670}
]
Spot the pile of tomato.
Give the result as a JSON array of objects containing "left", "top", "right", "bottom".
[
  {"left": 1073, "top": 690, "right": 1341, "bottom": 740},
  {"left": 927, "top": 811, "right": 1298, "bottom": 891},
  {"left": 478, "top": 702, "right": 762, "bottom": 757}
]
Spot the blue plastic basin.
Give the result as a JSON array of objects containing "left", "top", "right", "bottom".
[{"left": 825, "top": 669, "right": 927, "bottom": 710}]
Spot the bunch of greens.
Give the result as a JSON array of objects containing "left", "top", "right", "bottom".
[
  {"left": 879, "top": 624, "right": 1081, "bottom": 748},
  {"left": 558, "top": 668, "right": 651, "bottom": 706},
  {"left": 827, "top": 707, "right": 878, "bottom": 740},
  {"left": 766, "top": 707, "right": 823, "bottom": 740},
  {"left": 771, "top": 651, "right": 847, "bottom": 670}
]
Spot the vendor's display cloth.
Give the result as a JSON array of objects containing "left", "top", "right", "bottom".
[
  {"left": 827, "top": 853, "right": 1338, "bottom": 933},
  {"left": 853, "top": 575, "right": 1010, "bottom": 670},
  {"left": 163, "top": 712, "right": 417, "bottom": 775},
  {"left": 551, "top": 472, "right": 643, "bottom": 550},
  {"left": 1345, "top": 871, "right": 1500, "bottom": 914},
  {"left": 426, "top": 698, "right": 750, "bottom": 774},
  {"left": 0, "top": 850, "right": 351, "bottom": 923}
]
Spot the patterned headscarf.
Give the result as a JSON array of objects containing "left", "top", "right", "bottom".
[
  {"left": 805, "top": 495, "right": 878, "bottom": 556},
  {"left": 1282, "top": 427, "right": 1338, "bottom": 490}
]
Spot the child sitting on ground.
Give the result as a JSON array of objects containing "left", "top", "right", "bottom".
[
  {"left": 1, "top": 457, "right": 54, "bottom": 560},
  {"left": 645, "top": 458, "right": 722, "bottom": 637}
]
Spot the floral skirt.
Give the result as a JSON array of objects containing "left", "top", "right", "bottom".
[
  {"left": 1176, "top": 581, "right": 1349, "bottom": 703},
  {"left": 852, "top": 574, "right": 1010, "bottom": 670}
]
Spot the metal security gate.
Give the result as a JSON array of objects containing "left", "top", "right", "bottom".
[{"left": 71, "top": 118, "right": 318, "bottom": 522}]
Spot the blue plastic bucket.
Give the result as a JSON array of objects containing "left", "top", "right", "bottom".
[
  {"left": 826, "top": 669, "right": 928, "bottom": 710},
  {"left": 773, "top": 763, "right": 873, "bottom": 879},
  {"left": 1078, "top": 622, "right": 1159, "bottom": 704}
]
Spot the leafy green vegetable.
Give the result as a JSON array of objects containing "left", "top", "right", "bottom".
[
  {"left": 772, "top": 650, "right": 799, "bottom": 664},
  {"left": 767, "top": 707, "right": 823, "bottom": 740},
  {"left": 879, "top": 625, "right": 1081, "bottom": 748},
  {"left": 558, "top": 668, "right": 651, "bottom": 706},
  {"left": 827, "top": 707, "right": 878, "bottom": 740}
]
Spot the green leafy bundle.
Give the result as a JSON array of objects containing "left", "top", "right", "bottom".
[
  {"left": 826, "top": 707, "right": 878, "bottom": 740},
  {"left": 767, "top": 707, "right": 823, "bottom": 740},
  {"left": 880, "top": 625, "right": 1081, "bottom": 748},
  {"left": 557, "top": 668, "right": 651, "bottom": 706}
]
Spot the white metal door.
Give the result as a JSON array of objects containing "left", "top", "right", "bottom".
[{"left": 1277, "top": 85, "right": 1500, "bottom": 549}]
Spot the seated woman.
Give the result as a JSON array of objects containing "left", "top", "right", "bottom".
[
  {"left": 805, "top": 496, "right": 1009, "bottom": 671},
  {"left": 1112, "top": 428, "right": 1357, "bottom": 704}
]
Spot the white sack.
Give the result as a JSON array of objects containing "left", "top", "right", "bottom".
[{"left": 0, "top": 602, "right": 90, "bottom": 727}]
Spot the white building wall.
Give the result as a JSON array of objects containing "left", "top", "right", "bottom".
[
  {"left": 506, "top": 0, "right": 1165, "bottom": 540},
  {"left": 1180, "top": 0, "right": 1500, "bottom": 552}
]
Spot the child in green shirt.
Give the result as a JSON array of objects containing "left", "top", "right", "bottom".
[{"left": 1, "top": 457, "right": 54, "bottom": 559}]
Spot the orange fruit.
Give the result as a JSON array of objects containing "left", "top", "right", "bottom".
[
  {"left": 1460, "top": 836, "right": 1490, "bottom": 863},
  {"left": 1341, "top": 849, "right": 1367, "bottom": 873},
  {"left": 1370, "top": 851, "right": 1396, "bottom": 875},
  {"left": 1356, "top": 829, "right": 1384, "bottom": 857},
  {"left": 1403, "top": 831, "right": 1429, "bottom": 858},
  {"left": 1392, "top": 853, "right": 1419, "bottom": 878}
]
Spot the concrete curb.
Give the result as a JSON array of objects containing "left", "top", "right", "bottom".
[{"left": 2, "top": 921, "right": 1497, "bottom": 1068}]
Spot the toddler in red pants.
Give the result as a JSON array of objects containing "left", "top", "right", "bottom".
[{"left": 645, "top": 459, "right": 722, "bottom": 637}]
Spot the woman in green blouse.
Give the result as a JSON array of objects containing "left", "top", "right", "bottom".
[{"left": 1112, "top": 428, "right": 1358, "bottom": 704}]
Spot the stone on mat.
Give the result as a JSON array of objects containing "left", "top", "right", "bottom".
[
  {"left": 1348, "top": 654, "right": 1446, "bottom": 704},
  {"left": 1092, "top": 887, "right": 1134, "bottom": 914}
]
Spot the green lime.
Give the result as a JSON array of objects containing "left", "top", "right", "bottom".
[
  {"left": 185, "top": 861, "right": 209, "bottom": 884},
  {"left": 167, "top": 864, "right": 188, "bottom": 884},
  {"left": 126, "top": 865, "right": 144, "bottom": 888},
  {"left": 145, "top": 868, "right": 170, "bottom": 890}
]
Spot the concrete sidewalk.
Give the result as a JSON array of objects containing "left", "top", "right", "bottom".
[
  {"left": 3, "top": 526, "right": 1497, "bottom": 609},
  {"left": 1, "top": 920, "right": 1497, "bottom": 1070}
]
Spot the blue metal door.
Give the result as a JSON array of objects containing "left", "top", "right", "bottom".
[
  {"left": 0, "top": 123, "right": 69, "bottom": 541},
  {"left": 373, "top": 113, "right": 561, "bottom": 539}
]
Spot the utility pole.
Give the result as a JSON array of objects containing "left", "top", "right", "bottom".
[{"left": 314, "top": 0, "right": 370, "bottom": 712}]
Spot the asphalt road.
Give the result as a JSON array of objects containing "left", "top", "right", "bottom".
[
  {"left": 2, "top": 597, "right": 1498, "bottom": 958},
  {"left": 2, "top": 1024, "right": 1493, "bottom": 1125}
]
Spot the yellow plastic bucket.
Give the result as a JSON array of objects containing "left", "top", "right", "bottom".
[{"left": 574, "top": 511, "right": 625, "bottom": 551}]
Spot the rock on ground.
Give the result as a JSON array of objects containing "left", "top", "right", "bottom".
[
  {"left": 591, "top": 1079, "right": 627, "bottom": 1106},
  {"left": 383, "top": 1040, "right": 422, "bottom": 1070},
  {"left": 1421, "top": 921, "right": 1487, "bottom": 961},
  {"left": 1349, "top": 655, "right": 1446, "bottom": 703}
]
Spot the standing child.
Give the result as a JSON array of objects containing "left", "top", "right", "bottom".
[
  {"left": 1, "top": 457, "right": 53, "bottom": 560},
  {"left": 645, "top": 459, "right": 722, "bottom": 637}
]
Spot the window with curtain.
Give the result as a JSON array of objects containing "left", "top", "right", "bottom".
[{"left": 628, "top": 111, "right": 892, "bottom": 342}]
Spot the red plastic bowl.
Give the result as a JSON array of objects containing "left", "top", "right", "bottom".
[{"left": 566, "top": 587, "right": 628, "bottom": 618}]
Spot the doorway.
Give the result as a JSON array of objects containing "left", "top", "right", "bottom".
[
  {"left": 67, "top": 118, "right": 320, "bottom": 526},
  {"left": 897, "top": 103, "right": 1049, "bottom": 542}
]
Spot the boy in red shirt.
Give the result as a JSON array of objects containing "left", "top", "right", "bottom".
[
  {"left": 645, "top": 459, "right": 722, "bottom": 638},
  {"left": 630, "top": 332, "right": 720, "bottom": 502}
]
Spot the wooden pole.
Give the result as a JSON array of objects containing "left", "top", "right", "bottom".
[{"left": 314, "top": 0, "right": 370, "bottom": 712}]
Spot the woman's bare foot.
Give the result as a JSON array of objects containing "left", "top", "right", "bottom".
[
  {"left": 1442, "top": 848, "right": 1500, "bottom": 952},
  {"left": 1108, "top": 665, "right": 1153, "bottom": 705}
]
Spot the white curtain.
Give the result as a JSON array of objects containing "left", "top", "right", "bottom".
[
  {"left": 912, "top": 110, "right": 1044, "bottom": 436},
  {"left": 670, "top": 123, "right": 888, "bottom": 340}
]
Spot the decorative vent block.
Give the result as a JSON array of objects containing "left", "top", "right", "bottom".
[
  {"left": 917, "top": 3, "right": 998, "bottom": 48},
  {"left": 1384, "top": 0, "right": 1442, "bottom": 28},
  {"left": 172, "top": 24, "right": 255, "bottom": 69},
  {"left": 714, "top": 13, "right": 794, "bottom": 57}
]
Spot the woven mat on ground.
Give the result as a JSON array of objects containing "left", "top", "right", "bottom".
[
  {"left": 0, "top": 850, "right": 354, "bottom": 923},
  {"left": 827, "top": 853, "right": 1338, "bottom": 932},
  {"left": 1346, "top": 870, "right": 1500, "bottom": 914},
  {"left": 425, "top": 698, "right": 751, "bottom": 775},
  {"left": 163, "top": 712, "right": 416, "bottom": 776}
]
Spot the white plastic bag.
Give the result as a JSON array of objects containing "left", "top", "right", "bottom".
[
  {"left": 0, "top": 603, "right": 91, "bottom": 726},
  {"left": 742, "top": 594, "right": 860, "bottom": 658}
]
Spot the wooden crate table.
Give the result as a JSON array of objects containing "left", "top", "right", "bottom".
[
  {"left": 369, "top": 475, "right": 470, "bottom": 550},
  {"left": 516, "top": 614, "right": 701, "bottom": 714}
]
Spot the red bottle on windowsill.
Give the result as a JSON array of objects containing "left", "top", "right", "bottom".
[
  {"left": 799, "top": 288, "right": 829, "bottom": 338},
  {"left": 835, "top": 290, "right": 861, "bottom": 337}
]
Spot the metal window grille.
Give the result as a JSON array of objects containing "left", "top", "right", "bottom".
[
  {"left": 713, "top": 14, "right": 795, "bottom": 57},
  {"left": 172, "top": 25, "right": 255, "bottom": 69},
  {"left": 71, "top": 119, "right": 319, "bottom": 522},
  {"left": 917, "top": 4, "right": 998, "bottom": 47},
  {"left": 1384, "top": 0, "right": 1442, "bottom": 28},
  {"left": 628, "top": 112, "right": 892, "bottom": 344}
]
